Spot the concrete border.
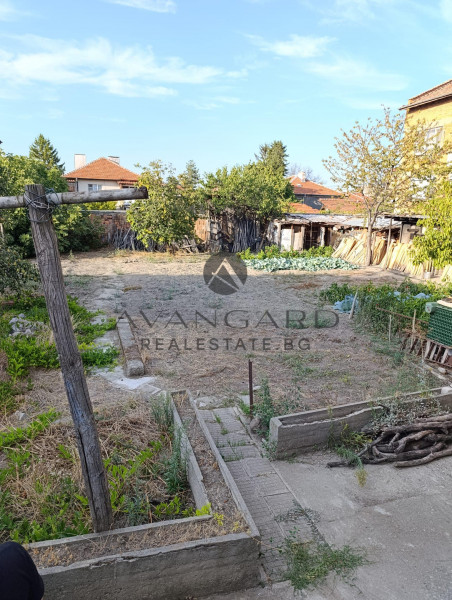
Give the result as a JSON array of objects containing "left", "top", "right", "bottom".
[
  {"left": 31, "top": 393, "right": 261, "bottom": 599},
  {"left": 117, "top": 317, "right": 144, "bottom": 377},
  {"left": 269, "top": 387, "right": 452, "bottom": 458},
  {"left": 187, "top": 391, "right": 260, "bottom": 539},
  {"left": 171, "top": 395, "right": 209, "bottom": 509}
]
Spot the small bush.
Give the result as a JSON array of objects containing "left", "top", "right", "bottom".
[{"left": 0, "top": 239, "right": 40, "bottom": 298}]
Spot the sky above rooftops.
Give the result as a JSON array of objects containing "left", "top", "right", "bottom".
[{"left": 1, "top": 0, "right": 451, "bottom": 183}]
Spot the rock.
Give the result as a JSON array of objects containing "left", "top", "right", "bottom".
[
  {"left": 9, "top": 317, "right": 18, "bottom": 324},
  {"left": 249, "top": 415, "right": 262, "bottom": 433}
]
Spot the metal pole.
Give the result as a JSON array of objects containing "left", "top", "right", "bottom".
[{"left": 248, "top": 359, "right": 254, "bottom": 417}]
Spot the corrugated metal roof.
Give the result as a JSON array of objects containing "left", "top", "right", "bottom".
[{"left": 282, "top": 214, "right": 398, "bottom": 229}]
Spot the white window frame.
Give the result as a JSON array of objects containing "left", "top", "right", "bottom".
[{"left": 88, "top": 183, "right": 103, "bottom": 192}]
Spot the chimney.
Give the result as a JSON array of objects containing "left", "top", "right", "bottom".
[
  {"left": 74, "top": 154, "right": 86, "bottom": 170},
  {"left": 108, "top": 156, "right": 120, "bottom": 165},
  {"left": 298, "top": 171, "right": 306, "bottom": 182}
]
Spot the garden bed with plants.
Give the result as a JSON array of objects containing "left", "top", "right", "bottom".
[
  {"left": 319, "top": 279, "right": 452, "bottom": 336},
  {"left": 238, "top": 245, "right": 359, "bottom": 272},
  {"left": 25, "top": 393, "right": 260, "bottom": 600}
]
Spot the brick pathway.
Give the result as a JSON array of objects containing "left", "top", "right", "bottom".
[{"left": 199, "top": 407, "right": 317, "bottom": 583}]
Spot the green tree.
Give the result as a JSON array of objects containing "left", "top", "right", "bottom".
[
  {"left": 411, "top": 181, "right": 452, "bottom": 269},
  {"left": 29, "top": 134, "right": 65, "bottom": 172},
  {"left": 0, "top": 148, "right": 102, "bottom": 256},
  {"left": 255, "top": 140, "right": 289, "bottom": 177},
  {"left": 323, "top": 108, "right": 451, "bottom": 265},
  {"left": 199, "top": 160, "right": 293, "bottom": 234},
  {"left": 127, "top": 160, "right": 199, "bottom": 249}
]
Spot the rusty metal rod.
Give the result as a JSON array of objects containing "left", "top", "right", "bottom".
[{"left": 248, "top": 359, "right": 254, "bottom": 417}]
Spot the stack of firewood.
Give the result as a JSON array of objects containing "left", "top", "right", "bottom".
[{"left": 329, "top": 413, "right": 452, "bottom": 469}]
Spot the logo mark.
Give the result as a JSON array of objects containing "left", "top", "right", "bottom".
[{"left": 203, "top": 255, "right": 248, "bottom": 295}]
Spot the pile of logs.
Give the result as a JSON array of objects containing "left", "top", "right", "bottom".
[{"left": 329, "top": 413, "right": 452, "bottom": 469}]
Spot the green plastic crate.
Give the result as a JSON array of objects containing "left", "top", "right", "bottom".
[{"left": 427, "top": 303, "right": 452, "bottom": 347}]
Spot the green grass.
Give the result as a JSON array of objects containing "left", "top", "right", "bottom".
[
  {"left": 282, "top": 530, "right": 367, "bottom": 592},
  {"left": 0, "top": 294, "right": 118, "bottom": 415}
]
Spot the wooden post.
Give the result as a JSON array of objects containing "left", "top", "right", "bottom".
[
  {"left": 349, "top": 291, "right": 359, "bottom": 320},
  {"left": 25, "top": 184, "right": 113, "bottom": 532},
  {"left": 383, "top": 217, "right": 392, "bottom": 270}
]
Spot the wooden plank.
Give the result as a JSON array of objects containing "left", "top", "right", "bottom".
[
  {"left": 0, "top": 186, "right": 148, "bottom": 209},
  {"left": 26, "top": 184, "right": 113, "bottom": 532}
]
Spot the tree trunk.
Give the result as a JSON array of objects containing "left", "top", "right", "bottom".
[
  {"left": 26, "top": 184, "right": 113, "bottom": 533},
  {"left": 365, "top": 215, "right": 373, "bottom": 266}
]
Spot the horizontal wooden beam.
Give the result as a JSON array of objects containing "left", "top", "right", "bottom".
[{"left": 0, "top": 186, "right": 148, "bottom": 210}]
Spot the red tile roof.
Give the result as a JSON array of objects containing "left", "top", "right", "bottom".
[
  {"left": 288, "top": 195, "right": 363, "bottom": 215},
  {"left": 400, "top": 78, "right": 452, "bottom": 110},
  {"left": 289, "top": 176, "right": 342, "bottom": 197},
  {"left": 64, "top": 157, "right": 139, "bottom": 182},
  {"left": 289, "top": 203, "right": 322, "bottom": 214}
]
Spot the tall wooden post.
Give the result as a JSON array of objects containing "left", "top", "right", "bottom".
[{"left": 25, "top": 184, "right": 113, "bottom": 532}]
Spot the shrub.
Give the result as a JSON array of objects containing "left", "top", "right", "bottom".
[{"left": 0, "top": 239, "right": 40, "bottom": 297}]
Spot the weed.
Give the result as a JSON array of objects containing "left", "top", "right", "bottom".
[
  {"left": 150, "top": 394, "right": 174, "bottom": 433},
  {"left": 282, "top": 355, "right": 315, "bottom": 381},
  {"left": 254, "top": 378, "right": 275, "bottom": 433},
  {"left": 261, "top": 438, "right": 277, "bottom": 460},
  {"left": 207, "top": 298, "right": 224, "bottom": 309},
  {"left": 163, "top": 427, "right": 188, "bottom": 495},
  {"left": 220, "top": 426, "right": 229, "bottom": 435},
  {"left": 281, "top": 529, "right": 367, "bottom": 592},
  {"left": 238, "top": 400, "right": 251, "bottom": 416},
  {"left": 214, "top": 413, "right": 222, "bottom": 425},
  {"left": 0, "top": 409, "right": 59, "bottom": 450}
]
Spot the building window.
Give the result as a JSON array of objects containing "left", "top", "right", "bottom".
[
  {"left": 425, "top": 126, "right": 444, "bottom": 147},
  {"left": 88, "top": 184, "right": 103, "bottom": 192}
]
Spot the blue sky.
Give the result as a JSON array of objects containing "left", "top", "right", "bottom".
[{"left": 1, "top": 0, "right": 451, "bottom": 183}]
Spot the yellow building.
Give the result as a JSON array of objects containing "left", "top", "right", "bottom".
[{"left": 401, "top": 78, "right": 452, "bottom": 158}]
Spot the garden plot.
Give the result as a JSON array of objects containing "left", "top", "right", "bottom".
[{"left": 60, "top": 250, "right": 442, "bottom": 412}]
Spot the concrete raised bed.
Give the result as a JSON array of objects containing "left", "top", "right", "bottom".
[
  {"left": 117, "top": 317, "right": 144, "bottom": 377},
  {"left": 269, "top": 387, "right": 452, "bottom": 458},
  {"left": 31, "top": 396, "right": 261, "bottom": 599}
]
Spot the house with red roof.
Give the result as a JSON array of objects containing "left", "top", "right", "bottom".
[
  {"left": 64, "top": 155, "right": 139, "bottom": 194},
  {"left": 288, "top": 172, "right": 362, "bottom": 215}
]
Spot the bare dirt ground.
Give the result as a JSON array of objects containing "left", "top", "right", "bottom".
[{"left": 55, "top": 249, "right": 441, "bottom": 413}]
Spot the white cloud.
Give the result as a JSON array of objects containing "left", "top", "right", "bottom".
[
  {"left": 440, "top": 0, "right": 452, "bottom": 21},
  {"left": 247, "top": 34, "right": 333, "bottom": 58},
  {"left": 306, "top": 57, "right": 408, "bottom": 92},
  {"left": 0, "top": 0, "right": 30, "bottom": 21},
  {"left": 320, "top": 0, "right": 394, "bottom": 23},
  {"left": 105, "top": 0, "right": 176, "bottom": 12},
  {"left": 185, "top": 96, "right": 247, "bottom": 110},
  {"left": 0, "top": 36, "right": 225, "bottom": 99}
]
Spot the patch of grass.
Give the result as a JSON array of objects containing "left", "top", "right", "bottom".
[
  {"left": 282, "top": 355, "right": 316, "bottom": 380},
  {"left": 149, "top": 394, "right": 174, "bottom": 434},
  {"left": 238, "top": 400, "right": 251, "bottom": 416},
  {"left": 281, "top": 530, "right": 367, "bottom": 592},
  {"left": 163, "top": 426, "right": 188, "bottom": 495},
  {"left": 0, "top": 295, "right": 118, "bottom": 385},
  {"left": 0, "top": 404, "right": 193, "bottom": 543}
]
